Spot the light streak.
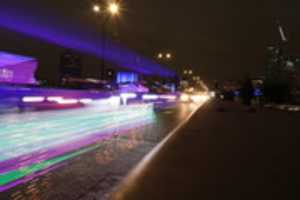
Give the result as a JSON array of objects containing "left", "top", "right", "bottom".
[
  {"left": 159, "top": 95, "right": 177, "bottom": 101},
  {"left": 142, "top": 94, "right": 159, "bottom": 100},
  {"left": 180, "top": 94, "right": 190, "bottom": 102},
  {"left": 190, "top": 95, "right": 202, "bottom": 103},
  {"left": 79, "top": 98, "right": 93, "bottom": 104},
  {"left": 47, "top": 96, "right": 63, "bottom": 102},
  {"left": 120, "top": 93, "right": 137, "bottom": 99},
  {"left": 0, "top": 144, "right": 101, "bottom": 191},
  {"left": 56, "top": 98, "right": 79, "bottom": 105},
  {"left": 22, "top": 96, "right": 45, "bottom": 103},
  {"left": 0, "top": 104, "right": 155, "bottom": 191},
  {"left": 120, "top": 93, "right": 137, "bottom": 105}
]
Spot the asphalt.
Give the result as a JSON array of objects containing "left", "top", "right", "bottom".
[{"left": 113, "top": 101, "right": 300, "bottom": 200}]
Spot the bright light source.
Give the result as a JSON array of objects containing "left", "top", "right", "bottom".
[
  {"left": 158, "top": 53, "right": 163, "bottom": 59},
  {"left": 92, "top": 96, "right": 121, "bottom": 107},
  {"left": 93, "top": 5, "right": 100, "bottom": 13},
  {"left": 108, "top": 96, "right": 121, "bottom": 106},
  {"left": 191, "top": 94, "right": 210, "bottom": 103},
  {"left": 47, "top": 97, "right": 82, "bottom": 105},
  {"left": 210, "top": 91, "right": 216, "bottom": 98},
  {"left": 187, "top": 87, "right": 195, "bottom": 92},
  {"left": 57, "top": 99, "right": 79, "bottom": 105},
  {"left": 191, "top": 95, "right": 202, "bottom": 103},
  {"left": 201, "top": 95, "right": 210, "bottom": 102},
  {"left": 142, "top": 94, "right": 159, "bottom": 100},
  {"left": 22, "top": 96, "right": 45, "bottom": 103},
  {"left": 47, "top": 96, "right": 63, "bottom": 102},
  {"left": 108, "top": 2, "right": 120, "bottom": 15},
  {"left": 120, "top": 93, "right": 137, "bottom": 99},
  {"left": 166, "top": 53, "right": 172, "bottom": 59},
  {"left": 180, "top": 94, "right": 190, "bottom": 102},
  {"left": 79, "top": 99, "right": 93, "bottom": 104},
  {"left": 160, "top": 95, "right": 177, "bottom": 101}
]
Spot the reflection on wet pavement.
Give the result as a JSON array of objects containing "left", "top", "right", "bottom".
[{"left": 0, "top": 102, "right": 197, "bottom": 200}]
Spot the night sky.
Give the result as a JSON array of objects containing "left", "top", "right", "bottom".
[{"left": 1, "top": 0, "right": 300, "bottom": 82}]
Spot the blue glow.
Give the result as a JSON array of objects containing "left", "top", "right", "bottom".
[
  {"left": 0, "top": 51, "right": 35, "bottom": 67},
  {"left": 0, "top": 3, "right": 175, "bottom": 77},
  {"left": 234, "top": 91, "right": 240, "bottom": 97},
  {"left": 117, "top": 72, "right": 138, "bottom": 84},
  {"left": 254, "top": 88, "right": 263, "bottom": 97},
  {"left": 0, "top": 51, "right": 37, "bottom": 84}
]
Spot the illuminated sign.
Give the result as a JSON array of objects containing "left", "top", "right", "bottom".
[
  {"left": 117, "top": 72, "right": 138, "bottom": 83},
  {"left": 0, "top": 51, "right": 37, "bottom": 84},
  {"left": 0, "top": 68, "right": 14, "bottom": 81}
]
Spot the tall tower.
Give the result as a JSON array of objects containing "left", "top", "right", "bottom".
[{"left": 264, "top": 21, "right": 291, "bottom": 102}]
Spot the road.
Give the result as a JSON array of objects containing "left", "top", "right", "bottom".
[
  {"left": 0, "top": 101, "right": 200, "bottom": 200},
  {"left": 113, "top": 101, "right": 300, "bottom": 200}
]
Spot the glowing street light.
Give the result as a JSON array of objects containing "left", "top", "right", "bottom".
[
  {"left": 157, "top": 52, "right": 172, "bottom": 60},
  {"left": 91, "top": 2, "right": 121, "bottom": 80},
  {"left": 93, "top": 5, "right": 100, "bottom": 13},
  {"left": 158, "top": 53, "right": 163, "bottom": 59},
  {"left": 183, "top": 69, "right": 193, "bottom": 75},
  {"left": 166, "top": 53, "right": 172, "bottom": 59},
  {"left": 93, "top": 2, "right": 120, "bottom": 16},
  {"left": 108, "top": 2, "right": 120, "bottom": 16}
]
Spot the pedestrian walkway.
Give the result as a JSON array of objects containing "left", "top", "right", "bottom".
[{"left": 113, "top": 101, "right": 300, "bottom": 200}]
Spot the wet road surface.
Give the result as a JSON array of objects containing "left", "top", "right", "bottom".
[{"left": 0, "top": 102, "right": 199, "bottom": 200}]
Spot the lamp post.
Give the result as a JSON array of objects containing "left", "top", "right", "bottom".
[
  {"left": 156, "top": 51, "right": 179, "bottom": 90},
  {"left": 92, "top": 2, "right": 120, "bottom": 80}
]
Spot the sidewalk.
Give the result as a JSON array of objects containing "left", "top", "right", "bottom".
[{"left": 113, "top": 101, "right": 299, "bottom": 200}]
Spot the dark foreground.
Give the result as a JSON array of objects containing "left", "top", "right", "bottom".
[{"left": 114, "top": 101, "right": 299, "bottom": 200}]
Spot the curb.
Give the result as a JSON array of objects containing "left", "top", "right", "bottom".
[{"left": 112, "top": 101, "right": 208, "bottom": 199}]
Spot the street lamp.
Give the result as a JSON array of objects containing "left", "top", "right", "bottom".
[
  {"left": 166, "top": 53, "right": 172, "bottom": 59},
  {"left": 93, "top": 2, "right": 120, "bottom": 15},
  {"left": 183, "top": 69, "right": 193, "bottom": 75},
  {"left": 157, "top": 52, "right": 172, "bottom": 60},
  {"left": 93, "top": 5, "right": 100, "bottom": 13},
  {"left": 157, "top": 53, "right": 163, "bottom": 59},
  {"left": 92, "top": 2, "right": 121, "bottom": 80},
  {"left": 108, "top": 2, "right": 120, "bottom": 16}
]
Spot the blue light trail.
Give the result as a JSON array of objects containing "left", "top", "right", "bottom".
[{"left": 0, "top": 103, "right": 156, "bottom": 191}]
